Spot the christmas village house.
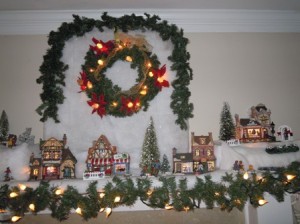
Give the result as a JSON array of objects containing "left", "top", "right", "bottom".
[
  {"left": 29, "top": 134, "right": 77, "bottom": 180},
  {"left": 173, "top": 132, "right": 216, "bottom": 174},
  {"left": 84, "top": 134, "right": 130, "bottom": 180},
  {"left": 234, "top": 104, "right": 274, "bottom": 143}
]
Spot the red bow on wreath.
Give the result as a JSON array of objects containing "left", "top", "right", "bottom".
[
  {"left": 120, "top": 97, "right": 140, "bottom": 114},
  {"left": 151, "top": 64, "right": 169, "bottom": 90},
  {"left": 77, "top": 71, "right": 89, "bottom": 92},
  {"left": 87, "top": 93, "right": 107, "bottom": 118},
  {"left": 90, "top": 38, "right": 115, "bottom": 55}
]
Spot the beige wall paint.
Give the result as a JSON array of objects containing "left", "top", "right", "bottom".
[
  {"left": 187, "top": 33, "right": 300, "bottom": 141},
  {"left": 17, "top": 208, "right": 244, "bottom": 224},
  {"left": 0, "top": 35, "right": 47, "bottom": 141},
  {"left": 0, "top": 33, "right": 299, "bottom": 142}
]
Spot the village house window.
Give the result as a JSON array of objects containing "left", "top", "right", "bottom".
[
  {"left": 33, "top": 169, "right": 39, "bottom": 176},
  {"left": 44, "top": 152, "right": 50, "bottom": 159},
  {"left": 54, "top": 152, "right": 60, "bottom": 159},
  {"left": 195, "top": 149, "right": 200, "bottom": 156},
  {"left": 248, "top": 128, "right": 260, "bottom": 138}
]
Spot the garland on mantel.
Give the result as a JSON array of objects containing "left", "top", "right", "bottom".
[
  {"left": 0, "top": 161, "right": 299, "bottom": 222},
  {"left": 36, "top": 13, "right": 194, "bottom": 130}
]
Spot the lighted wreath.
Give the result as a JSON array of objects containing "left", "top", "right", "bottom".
[
  {"left": 78, "top": 33, "right": 169, "bottom": 117},
  {"left": 37, "top": 13, "right": 194, "bottom": 130}
]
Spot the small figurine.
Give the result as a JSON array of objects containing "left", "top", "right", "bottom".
[
  {"left": 233, "top": 160, "right": 240, "bottom": 171},
  {"left": 4, "top": 167, "right": 11, "bottom": 181},
  {"left": 198, "top": 163, "right": 204, "bottom": 173},
  {"left": 151, "top": 160, "right": 161, "bottom": 176},
  {"left": 238, "top": 161, "right": 244, "bottom": 171},
  {"left": 248, "top": 164, "right": 254, "bottom": 172},
  {"left": 7, "top": 134, "right": 17, "bottom": 148}
]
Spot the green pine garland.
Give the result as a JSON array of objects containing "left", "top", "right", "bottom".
[
  {"left": 36, "top": 13, "right": 193, "bottom": 130},
  {"left": 266, "top": 144, "right": 299, "bottom": 154},
  {"left": 1, "top": 161, "right": 299, "bottom": 222}
]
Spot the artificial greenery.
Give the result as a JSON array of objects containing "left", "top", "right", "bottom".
[
  {"left": 265, "top": 144, "right": 299, "bottom": 154},
  {"left": 1, "top": 161, "right": 300, "bottom": 222},
  {"left": 139, "top": 117, "right": 160, "bottom": 175},
  {"left": 80, "top": 39, "right": 164, "bottom": 117},
  {"left": 219, "top": 102, "right": 235, "bottom": 141},
  {"left": 37, "top": 13, "right": 193, "bottom": 130},
  {"left": 160, "top": 154, "right": 171, "bottom": 174},
  {"left": 0, "top": 110, "right": 9, "bottom": 142}
]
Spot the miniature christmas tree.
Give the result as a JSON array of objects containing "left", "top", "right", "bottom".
[
  {"left": 0, "top": 110, "right": 9, "bottom": 142},
  {"left": 139, "top": 117, "right": 160, "bottom": 175},
  {"left": 219, "top": 102, "right": 235, "bottom": 141},
  {"left": 17, "top": 128, "right": 35, "bottom": 145},
  {"left": 160, "top": 154, "right": 170, "bottom": 174}
]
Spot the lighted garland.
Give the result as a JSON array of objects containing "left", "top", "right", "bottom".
[
  {"left": 78, "top": 35, "right": 169, "bottom": 117},
  {"left": 1, "top": 161, "right": 299, "bottom": 222},
  {"left": 37, "top": 13, "right": 194, "bottom": 129}
]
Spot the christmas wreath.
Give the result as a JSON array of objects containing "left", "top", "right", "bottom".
[
  {"left": 78, "top": 33, "right": 169, "bottom": 117},
  {"left": 37, "top": 13, "right": 194, "bottom": 129}
]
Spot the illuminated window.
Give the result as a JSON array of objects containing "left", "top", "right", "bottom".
[
  {"left": 248, "top": 128, "right": 261, "bottom": 138},
  {"left": 33, "top": 169, "right": 39, "bottom": 175},
  {"left": 44, "top": 152, "right": 50, "bottom": 159},
  {"left": 54, "top": 152, "right": 60, "bottom": 159}
]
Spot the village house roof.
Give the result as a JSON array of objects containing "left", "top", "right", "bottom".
[
  {"left": 191, "top": 132, "right": 213, "bottom": 146},
  {"left": 62, "top": 147, "right": 77, "bottom": 163},
  {"left": 173, "top": 153, "right": 193, "bottom": 162},
  {"left": 240, "top": 118, "right": 261, "bottom": 127}
]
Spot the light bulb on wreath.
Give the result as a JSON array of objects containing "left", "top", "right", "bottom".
[
  {"left": 125, "top": 56, "right": 132, "bottom": 62},
  {"left": 98, "top": 59, "right": 104, "bottom": 66}
]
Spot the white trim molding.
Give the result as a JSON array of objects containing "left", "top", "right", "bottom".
[{"left": 0, "top": 9, "right": 300, "bottom": 35}]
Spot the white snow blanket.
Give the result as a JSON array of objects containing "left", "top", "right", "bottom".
[
  {"left": 42, "top": 28, "right": 189, "bottom": 177},
  {"left": 216, "top": 140, "right": 300, "bottom": 171}
]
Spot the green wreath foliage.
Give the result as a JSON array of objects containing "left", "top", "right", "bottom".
[
  {"left": 82, "top": 42, "right": 161, "bottom": 117},
  {"left": 37, "top": 13, "right": 193, "bottom": 130}
]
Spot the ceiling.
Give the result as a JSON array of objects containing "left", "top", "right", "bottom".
[{"left": 0, "top": 0, "right": 300, "bottom": 11}]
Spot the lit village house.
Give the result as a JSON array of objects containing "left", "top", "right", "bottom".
[
  {"left": 29, "top": 134, "right": 77, "bottom": 180},
  {"left": 235, "top": 103, "right": 275, "bottom": 143},
  {"left": 84, "top": 134, "right": 130, "bottom": 180},
  {"left": 173, "top": 132, "right": 216, "bottom": 174}
]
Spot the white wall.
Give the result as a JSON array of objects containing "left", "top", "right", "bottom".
[
  {"left": 0, "top": 33, "right": 300, "bottom": 142},
  {"left": 187, "top": 33, "right": 300, "bottom": 141}
]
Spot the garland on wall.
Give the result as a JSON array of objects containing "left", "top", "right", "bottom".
[
  {"left": 1, "top": 161, "right": 299, "bottom": 222},
  {"left": 36, "top": 13, "right": 194, "bottom": 130}
]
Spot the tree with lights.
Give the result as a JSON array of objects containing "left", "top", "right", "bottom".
[
  {"left": 139, "top": 117, "right": 160, "bottom": 175},
  {"left": 219, "top": 102, "right": 235, "bottom": 141},
  {"left": 160, "top": 154, "right": 171, "bottom": 174},
  {"left": 0, "top": 110, "right": 9, "bottom": 142}
]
